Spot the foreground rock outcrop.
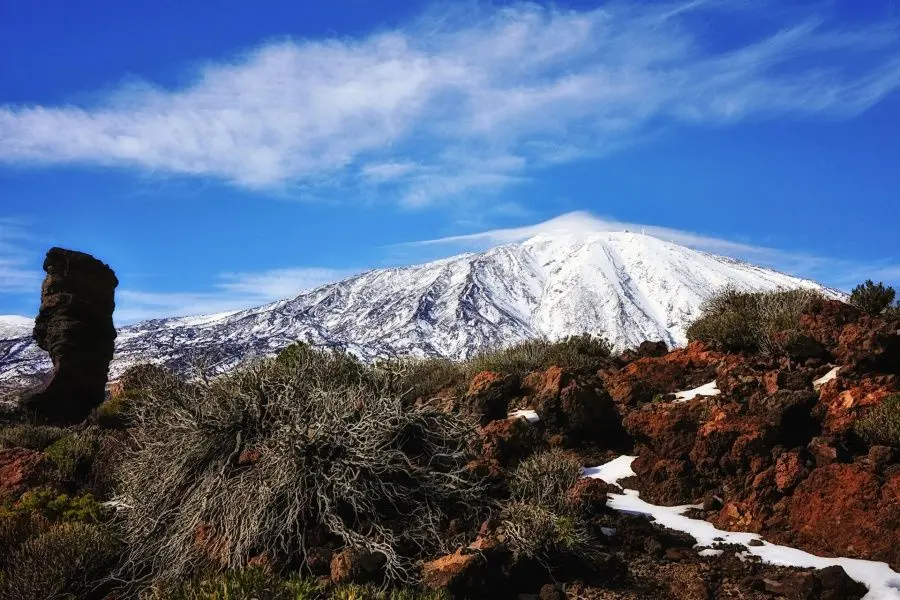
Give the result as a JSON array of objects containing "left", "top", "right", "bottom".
[{"left": 22, "top": 248, "right": 118, "bottom": 424}]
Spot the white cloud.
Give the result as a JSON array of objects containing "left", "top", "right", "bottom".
[
  {"left": 1, "top": 1, "right": 898, "bottom": 204},
  {"left": 116, "top": 266, "right": 352, "bottom": 322}
]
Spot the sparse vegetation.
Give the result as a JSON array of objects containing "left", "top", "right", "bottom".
[
  {"left": 465, "top": 334, "right": 613, "bottom": 377},
  {"left": 165, "top": 569, "right": 452, "bottom": 600},
  {"left": 509, "top": 449, "right": 583, "bottom": 514},
  {"left": 44, "top": 431, "right": 101, "bottom": 482},
  {"left": 849, "top": 280, "right": 896, "bottom": 315},
  {"left": 0, "top": 520, "right": 120, "bottom": 600},
  {"left": 0, "top": 489, "right": 111, "bottom": 524},
  {"left": 0, "top": 424, "right": 65, "bottom": 451},
  {"left": 686, "top": 287, "right": 822, "bottom": 353},
  {"left": 115, "top": 348, "right": 489, "bottom": 591},
  {"left": 500, "top": 501, "right": 595, "bottom": 565},
  {"left": 500, "top": 449, "right": 597, "bottom": 566},
  {"left": 855, "top": 394, "right": 900, "bottom": 447}
]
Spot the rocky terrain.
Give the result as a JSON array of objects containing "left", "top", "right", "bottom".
[{"left": 1, "top": 277, "right": 897, "bottom": 598}]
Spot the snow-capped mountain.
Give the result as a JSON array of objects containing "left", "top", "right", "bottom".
[
  {"left": 0, "top": 231, "right": 840, "bottom": 382},
  {"left": 0, "top": 316, "right": 33, "bottom": 341}
]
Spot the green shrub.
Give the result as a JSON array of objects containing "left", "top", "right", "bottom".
[
  {"left": 855, "top": 394, "right": 900, "bottom": 447},
  {"left": 164, "top": 569, "right": 451, "bottom": 600},
  {"left": 466, "top": 334, "right": 613, "bottom": 377},
  {"left": 500, "top": 501, "right": 595, "bottom": 564},
  {"left": 1, "top": 489, "right": 111, "bottom": 524},
  {"left": 44, "top": 432, "right": 101, "bottom": 482},
  {"left": 162, "top": 568, "right": 323, "bottom": 600},
  {"left": 116, "top": 351, "right": 489, "bottom": 590},
  {"left": 510, "top": 449, "right": 583, "bottom": 514},
  {"left": 686, "top": 287, "right": 822, "bottom": 353},
  {"left": 0, "top": 521, "right": 120, "bottom": 600},
  {"left": 0, "top": 424, "right": 66, "bottom": 451},
  {"left": 849, "top": 280, "right": 896, "bottom": 315}
]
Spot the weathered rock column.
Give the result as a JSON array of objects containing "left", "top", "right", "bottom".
[{"left": 23, "top": 247, "right": 118, "bottom": 424}]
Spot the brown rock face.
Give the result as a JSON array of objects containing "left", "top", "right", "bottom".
[
  {"left": 0, "top": 448, "right": 52, "bottom": 504},
  {"left": 23, "top": 248, "right": 118, "bottom": 424}
]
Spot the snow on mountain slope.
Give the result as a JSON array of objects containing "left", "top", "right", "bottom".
[
  {"left": 0, "top": 232, "right": 841, "bottom": 382},
  {"left": 0, "top": 316, "right": 33, "bottom": 341}
]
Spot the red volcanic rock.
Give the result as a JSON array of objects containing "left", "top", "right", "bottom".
[
  {"left": 774, "top": 450, "right": 809, "bottom": 493},
  {"left": 785, "top": 462, "right": 900, "bottom": 569},
  {"left": 23, "top": 248, "right": 119, "bottom": 424},
  {"left": 330, "top": 548, "right": 385, "bottom": 584},
  {"left": 799, "top": 299, "right": 862, "bottom": 353},
  {"left": 772, "top": 331, "right": 830, "bottom": 362},
  {"left": 815, "top": 373, "right": 898, "bottom": 435},
  {"left": 529, "top": 367, "right": 622, "bottom": 446},
  {"left": 463, "top": 371, "right": 518, "bottom": 425},
  {"left": 477, "top": 416, "right": 541, "bottom": 468},
  {"left": 0, "top": 448, "right": 51, "bottom": 504},
  {"left": 421, "top": 548, "right": 485, "bottom": 593},
  {"left": 619, "top": 340, "right": 669, "bottom": 363},
  {"left": 567, "top": 477, "right": 611, "bottom": 514},
  {"left": 836, "top": 316, "right": 900, "bottom": 374},
  {"left": 807, "top": 437, "right": 839, "bottom": 468},
  {"left": 625, "top": 400, "right": 706, "bottom": 459},
  {"left": 763, "top": 369, "right": 813, "bottom": 395},
  {"left": 602, "top": 341, "right": 723, "bottom": 406}
]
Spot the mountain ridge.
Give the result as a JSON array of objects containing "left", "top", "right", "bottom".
[{"left": 0, "top": 232, "right": 842, "bottom": 382}]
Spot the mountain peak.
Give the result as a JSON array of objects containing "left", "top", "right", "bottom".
[{"left": 0, "top": 235, "right": 838, "bottom": 382}]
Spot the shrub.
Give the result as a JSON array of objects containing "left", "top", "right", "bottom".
[
  {"left": 44, "top": 431, "right": 101, "bottom": 482},
  {"left": 1, "top": 489, "right": 111, "bottom": 524},
  {"left": 163, "top": 568, "right": 323, "bottom": 600},
  {"left": 849, "top": 280, "right": 896, "bottom": 315},
  {"left": 165, "top": 569, "right": 452, "bottom": 600},
  {"left": 0, "top": 424, "right": 66, "bottom": 451},
  {"left": 0, "top": 521, "right": 120, "bottom": 600},
  {"left": 686, "top": 287, "right": 822, "bottom": 353},
  {"left": 115, "top": 350, "right": 489, "bottom": 590},
  {"left": 500, "top": 501, "right": 595, "bottom": 564},
  {"left": 510, "top": 449, "right": 583, "bottom": 514},
  {"left": 466, "top": 334, "right": 613, "bottom": 377},
  {"left": 855, "top": 394, "right": 900, "bottom": 447}
]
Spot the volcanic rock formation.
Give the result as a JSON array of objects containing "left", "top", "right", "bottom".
[{"left": 22, "top": 247, "right": 118, "bottom": 424}]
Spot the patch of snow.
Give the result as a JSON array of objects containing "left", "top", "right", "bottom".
[
  {"left": 814, "top": 366, "right": 841, "bottom": 390},
  {"left": 589, "top": 456, "right": 900, "bottom": 600},
  {"left": 699, "top": 549, "right": 724, "bottom": 557},
  {"left": 508, "top": 409, "right": 540, "bottom": 423},
  {"left": 583, "top": 455, "right": 636, "bottom": 484},
  {"left": 674, "top": 380, "right": 720, "bottom": 402}
]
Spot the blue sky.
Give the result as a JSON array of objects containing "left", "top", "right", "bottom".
[{"left": 1, "top": 0, "right": 899, "bottom": 322}]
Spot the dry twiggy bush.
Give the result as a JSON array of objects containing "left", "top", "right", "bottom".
[{"left": 115, "top": 346, "right": 489, "bottom": 591}]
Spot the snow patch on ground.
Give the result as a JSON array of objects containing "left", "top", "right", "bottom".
[
  {"left": 814, "top": 366, "right": 841, "bottom": 390},
  {"left": 587, "top": 456, "right": 900, "bottom": 600},
  {"left": 582, "top": 455, "right": 636, "bottom": 484},
  {"left": 508, "top": 409, "right": 540, "bottom": 423},
  {"left": 674, "top": 380, "right": 721, "bottom": 402}
]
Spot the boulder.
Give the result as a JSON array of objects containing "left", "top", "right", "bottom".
[
  {"left": 330, "top": 548, "right": 386, "bottom": 584},
  {"left": 0, "top": 448, "right": 52, "bottom": 504},
  {"left": 22, "top": 248, "right": 118, "bottom": 424},
  {"left": 463, "top": 371, "right": 518, "bottom": 425},
  {"left": 785, "top": 462, "right": 900, "bottom": 569},
  {"left": 529, "top": 367, "right": 624, "bottom": 446}
]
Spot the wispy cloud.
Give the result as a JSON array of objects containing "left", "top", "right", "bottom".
[
  {"left": 116, "top": 266, "right": 353, "bottom": 322},
  {"left": 0, "top": 219, "right": 41, "bottom": 295},
  {"left": 1, "top": 1, "right": 899, "bottom": 204},
  {"left": 407, "top": 210, "right": 900, "bottom": 290}
]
